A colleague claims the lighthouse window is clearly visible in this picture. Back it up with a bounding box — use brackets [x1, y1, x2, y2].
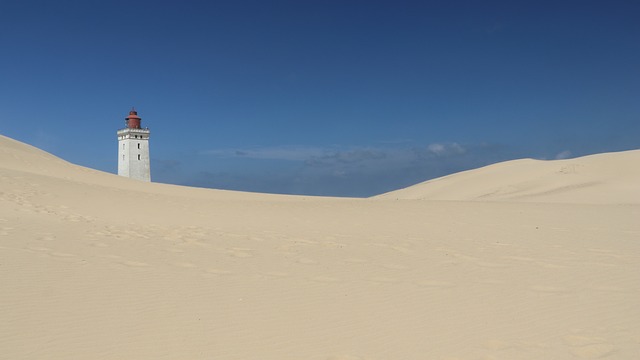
[122, 144, 125, 149]
[138, 154, 141, 160]
[137, 143, 140, 149]
[122, 155, 125, 160]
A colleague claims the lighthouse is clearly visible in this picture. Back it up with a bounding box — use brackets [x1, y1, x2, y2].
[117, 108, 151, 181]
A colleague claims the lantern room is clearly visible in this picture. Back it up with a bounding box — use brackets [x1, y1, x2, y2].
[126, 108, 142, 129]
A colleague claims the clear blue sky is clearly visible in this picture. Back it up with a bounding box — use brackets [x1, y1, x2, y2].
[1, 0, 638, 196]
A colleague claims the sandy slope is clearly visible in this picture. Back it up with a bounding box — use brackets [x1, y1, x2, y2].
[376, 151, 640, 204]
[1, 134, 639, 359]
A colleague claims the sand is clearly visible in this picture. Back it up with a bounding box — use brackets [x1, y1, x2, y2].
[1, 134, 639, 359]
[376, 151, 640, 204]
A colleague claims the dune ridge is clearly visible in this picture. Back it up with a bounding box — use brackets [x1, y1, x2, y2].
[1, 134, 639, 359]
[376, 150, 640, 204]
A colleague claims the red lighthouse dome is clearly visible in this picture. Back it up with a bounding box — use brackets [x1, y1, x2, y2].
[126, 108, 142, 129]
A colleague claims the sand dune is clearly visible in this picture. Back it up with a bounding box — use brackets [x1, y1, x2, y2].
[376, 150, 640, 204]
[1, 134, 639, 359]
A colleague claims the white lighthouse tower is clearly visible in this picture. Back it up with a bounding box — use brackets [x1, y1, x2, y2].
[117, 108, 151, 181]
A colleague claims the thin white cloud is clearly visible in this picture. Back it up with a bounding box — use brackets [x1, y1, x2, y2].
[427, 142, 466, 156]
[306, 148, 388, 166]
[555, 150, 572, 160]
[200, 146, 327, 161]
[201, 142, 467, 164]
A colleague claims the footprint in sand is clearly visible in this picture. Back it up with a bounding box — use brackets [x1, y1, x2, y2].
[563, 335, 616, 358]
[51, 252, 75, 257]
[309, 276, 341, 283]
[37, 234, 56, 241]
[322, 241, 347, 249]
[262, 271, 288, 277]
[476, 261, 508, 268]
[589, 285, 627, 293]
[536, 262, 568, 269]
[205, 268, 233, 275]
[344, 258, 368, 264]
[326, 355, 367, 360]
[369, 276, 400, 284]
[587, 249, 625, 259]
[174, 262, 197, 268]
[28, 246, 51, 252]
[529, 285, 568, 294]
[64, 214, 93, 222]
[230, 251, 252, 258]
[297, 257, 317, 264]
[119, 260, 150, 267]
[224, 247, 253, 258]
[368, 242, 412, 254]
[503, 255, 536, 262]
[290, 238, 319, 246]
[415, 280, 455, 289]
[483, 339, 511, 350]
[382, 263, 410, 270]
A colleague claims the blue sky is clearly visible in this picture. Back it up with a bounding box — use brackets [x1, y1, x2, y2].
[1, 0, 638, 197]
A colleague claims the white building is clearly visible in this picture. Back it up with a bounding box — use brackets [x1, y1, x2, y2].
[117, 108, 151, 181]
